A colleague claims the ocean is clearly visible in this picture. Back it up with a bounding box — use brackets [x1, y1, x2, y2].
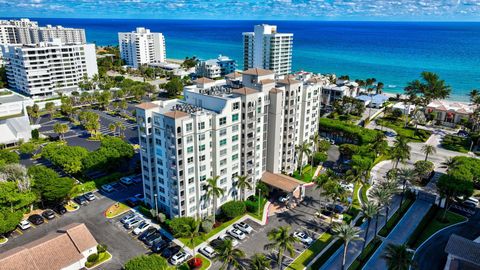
[22, 18, 480, 101]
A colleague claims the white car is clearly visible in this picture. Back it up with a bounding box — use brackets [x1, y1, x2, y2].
[278, 194, 290, 203]
[101, 184, 114, 193]
[124, 218, 143, 229]
[199, 245, 216, 259]
[120, 177, 134, 186]
[120, 213, 137, 224]
[227, 228, 246, 240]
[234, 222, 253, 234]
[18, 220, 31, 230]
[133, 221, 150, 235]
[293, 231, 313, 245]
[341, 183, 354, 193]
[169, 251, 189, 265]
[219, 234, 239, 246]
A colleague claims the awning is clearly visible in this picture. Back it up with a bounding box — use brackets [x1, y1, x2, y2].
[261, 172, 304, 192]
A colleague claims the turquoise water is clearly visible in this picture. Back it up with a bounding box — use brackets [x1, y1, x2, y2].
[24, 18, 480, 101]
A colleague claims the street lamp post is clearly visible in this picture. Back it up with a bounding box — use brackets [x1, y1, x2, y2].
[154, 194, 158, 217]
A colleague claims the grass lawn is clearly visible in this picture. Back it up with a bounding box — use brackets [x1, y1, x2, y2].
[105, 202, 131, 218]
[378, 198, 414, 237]
[178, 254, 211, 270]
[288, 233, 333, 270]
[352, 182, 362, 208]
[441, 134, 470, 153]
[293, 165, 315, 183]
[411, 210, 466, 248]
[376, 118, 432, 142]
[179, 215, 244, 248]
[65, 201, 79, 212]
[360, 184, 370, 204]
[0, 236, 7, 244]
[309, 239, 341, 269]
[85, 252, 112, 268]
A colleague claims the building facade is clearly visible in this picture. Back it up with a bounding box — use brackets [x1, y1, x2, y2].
[119, 27, 166, 68]
[196, 55, 237, 79]
[1, 39, 98, 98]
[136, 68, 323, 218]
[242, 24, 293, 76]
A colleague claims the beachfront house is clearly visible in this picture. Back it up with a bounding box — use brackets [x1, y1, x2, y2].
[355, 94, 389, 108]
[426, 100, 475, 127]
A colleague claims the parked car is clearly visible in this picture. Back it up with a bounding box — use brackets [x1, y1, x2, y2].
[293, 231, 313, 245]
[101, 184, 114, 193]
[120, 176, 134, 186]
[124, 218, 143, 229]
[234, 222, 253, 234]
[278, 194, 291, 203]
[18, 220, 31, 230]
[463, 200, 478, 209]
[457, 130, 469, 137]
[28, 214, 44, 225]
[74, 196, 87, 205]
[133, 222, 150, 235]
[326, 204, 345, 214]
[144, 232, 163, 246]
[120, 213, 136, 224]
[54, 204, 67, 215]
[209, 239, 224, 249]
[219, 234, 239, 246]
[83, 192, 96, 201]
[151, 239, 169, 253]
[161, 243, 181, 259]
[227, 228, 246, 240]
[138, 227, 157, 241]
[169, 251, 189, 265]
[341, 183, 354, 193]
[134, 193, 144, 202]
[126, 197, 140, 207]
[199, 246, 216, 259]
[133, 176, 143, 184]
[41, 209, 56, 220]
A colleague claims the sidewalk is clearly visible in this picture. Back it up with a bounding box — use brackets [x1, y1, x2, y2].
[362, 200, 432, 270]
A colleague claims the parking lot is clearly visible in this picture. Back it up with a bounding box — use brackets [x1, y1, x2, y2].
[209, 186, 327, 269]
[1, 180, 146, 270]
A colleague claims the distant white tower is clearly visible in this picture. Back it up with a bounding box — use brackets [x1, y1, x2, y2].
[118, 27, 166, 68]
[242, 24, 293, 75]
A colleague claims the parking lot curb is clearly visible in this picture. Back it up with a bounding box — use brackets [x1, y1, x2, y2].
[104, 203, 132, 219]
[0, 236, 8, 245]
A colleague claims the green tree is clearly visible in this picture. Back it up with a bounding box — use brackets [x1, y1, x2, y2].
[421, 144, 436, 161]
[214, 239, 245, 270]
[97, 91, 112, 110]
[0, 149, 20, 164]
[60, 96, 74, 118]
[205, 175, 224, 224]
[79, 111, 100, 135]
[369, 186, 391, 235]
[295, 141, 312, 176]
[332, 223, 363, 270]
[405, 71, 451, 106]
[397, 168, 416, 207]
[164, 77, 184, 97]
[235, 174, 252, 201]
[29, 166, 74, 203]
[381, 243, 413, 270]
[19, 142, 38, 156]
[53, 123, 69, 140]
[45, 102, 55, 119]
[264, 226, 298, 270]
[437, 174, 474, 220]
[360, 201, 379, 251]
[124, 255, 172, 270]
[108, 123, 116, 136]
[250, 253, 271, 270]
[0, 208, 23, 234]
[391, 136, 411, 169]
[172, 218, 201, 257]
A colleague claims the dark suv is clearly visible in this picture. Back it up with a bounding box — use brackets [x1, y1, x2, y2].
[28, 214, 44, 225]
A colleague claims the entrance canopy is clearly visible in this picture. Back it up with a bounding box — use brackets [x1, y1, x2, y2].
[261, 172, 304, 193]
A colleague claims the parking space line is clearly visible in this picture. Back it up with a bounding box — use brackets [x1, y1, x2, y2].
[15, 229, 23, 235]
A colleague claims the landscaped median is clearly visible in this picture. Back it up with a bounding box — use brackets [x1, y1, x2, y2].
[178, 254, 211, 270]
[378, 196, 415, 237]
[105, 202, 131, 218]
[287, 233, 333, 270]
[309, 239, 342, 269]
[348, 237, 382, 270]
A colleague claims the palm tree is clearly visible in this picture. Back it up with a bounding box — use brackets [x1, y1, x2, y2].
[205, 175, 224, 224]
[469, 89, 479, 103]
[108, 123, 116, 136]
[397, 168, 415, 207]
[332, 223, 363, 270]
[214, 239, 246, 270]
[295, 141, 312, 176]
[360, 201, 379, 251]
[264, 226, 298, 270]
[173, 219, 201, 258]
[376, 82, 384, 94]
[405, 71, 451, 107]
[392, 136, 411, 169]
[235, 174, 252, 201]
[369, 187, 390, 236]
[115, 122, 125, 137]
[441, 157, 459, 171]
[372, 133, 388, 157]
[310, 132, 321, 152]
[381, 243, 413, 270]
[421, 144, 436, 161]
[53, 123, 69, 140]
[250, 253, 271, 270]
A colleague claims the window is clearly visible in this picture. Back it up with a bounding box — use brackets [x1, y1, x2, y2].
[200, 165, 206, 172]
[232, 114, 239, 122]
[199, 144, 206, 151]
[189, 197, 195, 203]
[198, 122, 205, 130]
[219, 129, 227, 136]
[188, 167, 194, 174]
[232, 125, 239, 132]
[232, 154, 238, 161]
[187, 157, 194, 163]
[186, 123, 193, 131]
[200, 175, 206, 181]
[199, 155, 206, 161]
[220, 158, 227, 166]
[219, 117, 227, 126]
[232, 144, 239, 151]
[232, 135, 238, 142]
[187, 146, 193, 153]
[199, 133, 205, 141]
[220, 149, 227, 156]
[233, 102, 240, 110]
[220, 178, 227, 185]
[189, 187, 195, 193]
[220, 139, 227, 146]
[187, 136, 193, 143]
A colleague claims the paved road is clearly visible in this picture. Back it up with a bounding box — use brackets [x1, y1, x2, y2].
[0, 183, 145, 270]
[362, 200, 432, 270]
[414, 209, 480, 270]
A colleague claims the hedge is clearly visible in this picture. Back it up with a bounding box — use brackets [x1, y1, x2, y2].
[378, 197, 415, 237]
[319, 118, 381, 144]
[221, 201, 246, 219]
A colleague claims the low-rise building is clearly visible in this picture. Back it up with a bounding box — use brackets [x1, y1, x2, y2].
[196, 55, 236, 79]
[0, 223, 98, 270]
[355, 94, 389, 108]
[0, 88, 34, 117]
[444, 234, 480, 270]
[426, 100, 475, 127]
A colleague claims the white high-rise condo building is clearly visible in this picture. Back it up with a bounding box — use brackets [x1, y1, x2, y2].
[0, 18, 86, 45]
[243, 25, 293, 76]
[136, 68, 324, 218]
[119, 27, 166, 68]
[1, 39, 98, 98]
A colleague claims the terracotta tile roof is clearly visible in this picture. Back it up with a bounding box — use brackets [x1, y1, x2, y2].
[269, 88, 283, 94]
[225, 71, 242, 79]
[194, 77, 215, 84]
[307, 77, 323, 84]
[0, 223, 97, 270]
[277, 77, 301, 85]
[136, 102, 159, 110]
[232, 87, 258, 96]
[259, 79, 275, 84]
[242, 68, 274, 76]
[261, 172, 304, 192]
[163, 110, 189, 119]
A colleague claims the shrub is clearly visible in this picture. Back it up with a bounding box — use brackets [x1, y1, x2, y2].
[318, 140, 331, 152]
[169, 217, 195, 235]
[124, 255, 170, 270]
[245, 200, 257, 213]
[201, 217, 214, 233]
[97, 244, 107, 253]
[391, 108, 403, 118]
[313, 152, 328, 165]
[87, 253, 99, 263]
[220, 201, 246, 219]
[414, 160, 434, 183]
[319, 118, 381, 144]
[188, 257, 203, 268]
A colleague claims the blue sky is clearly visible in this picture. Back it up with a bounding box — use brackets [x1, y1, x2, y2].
[1, 0, 480, 21]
